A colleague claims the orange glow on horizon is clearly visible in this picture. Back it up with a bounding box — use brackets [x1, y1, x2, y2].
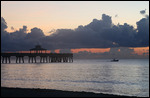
[71, 48, 110, 53]
[7, 47, 149, 56]
[54, 49, 60, 53]
[131, 46, 149, 55]
[71, 47, 149, 56]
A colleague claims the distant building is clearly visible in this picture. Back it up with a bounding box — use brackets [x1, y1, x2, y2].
[30, 45, 47, 53]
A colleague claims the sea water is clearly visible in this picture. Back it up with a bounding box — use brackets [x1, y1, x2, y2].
[1, 59, 149, 97]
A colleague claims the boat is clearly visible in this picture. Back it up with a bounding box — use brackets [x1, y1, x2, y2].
[111, 58, 119, 62]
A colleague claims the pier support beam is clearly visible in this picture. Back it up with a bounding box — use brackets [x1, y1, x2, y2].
[49, 56, 51, 62]
[63, 57, 69, 62]
[2, 56, 11, 63]
[40, 56, 48, 63]
[68, 57, 73, 63]
[16, 56, 24, 63]
[28, 56, 36, 63]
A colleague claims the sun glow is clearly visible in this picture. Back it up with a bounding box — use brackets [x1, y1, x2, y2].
[131, 47, 149, 55]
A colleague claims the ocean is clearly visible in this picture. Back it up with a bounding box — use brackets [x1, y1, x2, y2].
[1, 59, 149, 97]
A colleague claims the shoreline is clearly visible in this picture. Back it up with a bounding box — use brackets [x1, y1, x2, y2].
[1, 87, 135, 97]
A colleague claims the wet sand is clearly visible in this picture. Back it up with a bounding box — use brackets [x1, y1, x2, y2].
[1, 87, 134, 97]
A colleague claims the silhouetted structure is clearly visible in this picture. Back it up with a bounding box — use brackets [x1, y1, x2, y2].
[1, 45, 73, 64]
[30, 45, 47, 53]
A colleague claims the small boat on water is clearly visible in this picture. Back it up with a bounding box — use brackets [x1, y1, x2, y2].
[111, 58, 119, 62]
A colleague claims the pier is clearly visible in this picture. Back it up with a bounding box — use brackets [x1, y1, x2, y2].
[1, 53, 73, 63]
[1, 45, 73, 64]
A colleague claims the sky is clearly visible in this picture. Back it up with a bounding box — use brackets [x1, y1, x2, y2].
[1, 1, 149, 58]
[1, 1, 149, 35]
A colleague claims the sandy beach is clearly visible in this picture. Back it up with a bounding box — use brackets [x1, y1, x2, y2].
[1, 87, 134, 97]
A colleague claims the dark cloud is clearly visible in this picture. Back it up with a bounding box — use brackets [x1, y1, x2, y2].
[140, 9, 149, 19]
[1, 13, 149, 52]
[10, 26, 27, 40]
[140, 9, 146, 14]
[136, 17, 149, 46]
[1, 17, 7, 31]
[48, 14, 114, 49]
[48, 14, 149, 49]
[101, 23, 138, 47]
[1, 17, 11, 52]
[85, 14, 112, 32]
[1, 18, 46, 51]
[26, 27, 45, 40]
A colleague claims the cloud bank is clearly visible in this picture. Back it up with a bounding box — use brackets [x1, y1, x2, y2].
[1, 13, 149, 52]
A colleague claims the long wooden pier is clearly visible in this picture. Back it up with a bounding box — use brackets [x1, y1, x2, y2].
[1, 53, 73, 63]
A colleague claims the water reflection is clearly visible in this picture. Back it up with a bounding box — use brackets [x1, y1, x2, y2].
[1, 59, 149, 97]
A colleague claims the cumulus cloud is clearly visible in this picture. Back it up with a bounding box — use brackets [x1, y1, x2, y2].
[85, 14, 112, 32]
[48, 14, 148, 49]
[1, 13, 149, 52]
[26, 27, 45, 40]
[10, 26, 27, 40]
[1, 18, 46, 51]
